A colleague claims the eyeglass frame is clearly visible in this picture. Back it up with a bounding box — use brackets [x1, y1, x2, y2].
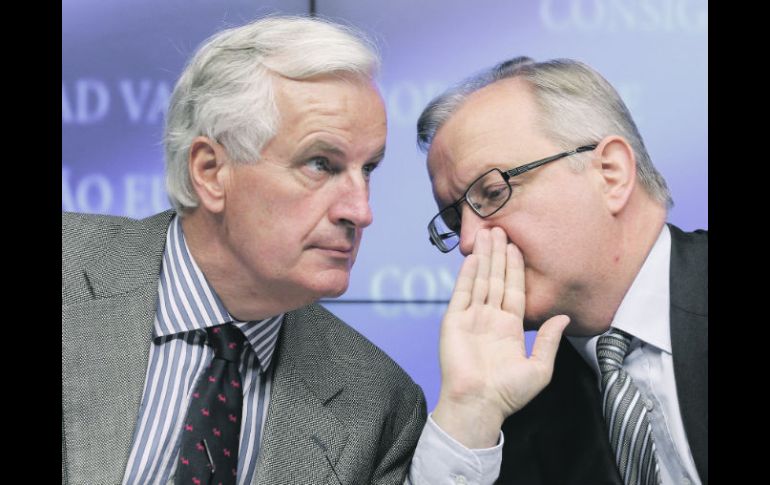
[427, 144, 598, 253]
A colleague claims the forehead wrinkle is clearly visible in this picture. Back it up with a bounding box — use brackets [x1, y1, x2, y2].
[274, 79, 360, 136]
[270, 75, 386, 169]
[284, 104, 384, 158]
[290, 102, 355, 140]
[297, 139, 347, 158]
[293, 80, 384, 128]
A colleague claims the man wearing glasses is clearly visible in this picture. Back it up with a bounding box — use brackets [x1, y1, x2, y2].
[418, 57, 707, 485]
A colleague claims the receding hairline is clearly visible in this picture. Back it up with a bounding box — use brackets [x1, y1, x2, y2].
[428, 76, 540, 155]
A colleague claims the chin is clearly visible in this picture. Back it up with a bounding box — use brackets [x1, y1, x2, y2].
[306, 270, 350, 299]
[322, 286, 347, 299]
[523, 296, 561, 330]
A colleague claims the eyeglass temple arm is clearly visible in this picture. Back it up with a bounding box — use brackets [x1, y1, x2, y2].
[502, 144, 598, 179]
[429, 232, 458, 246]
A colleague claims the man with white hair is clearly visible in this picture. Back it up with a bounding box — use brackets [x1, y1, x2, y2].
[418, 56, 707, 485]
[62, 19, 563, 485]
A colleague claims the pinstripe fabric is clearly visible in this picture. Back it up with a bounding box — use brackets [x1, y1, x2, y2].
[121, 216, 283, 485]
[598, 328, 660, 485]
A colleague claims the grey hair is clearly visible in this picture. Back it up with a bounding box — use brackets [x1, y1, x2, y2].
[164, 15, 380, 212]
[417, 57, 672, 208]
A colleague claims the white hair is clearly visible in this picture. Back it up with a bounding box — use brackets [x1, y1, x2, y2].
[164, 15, 380, 212]
[417, 57, 672, 207]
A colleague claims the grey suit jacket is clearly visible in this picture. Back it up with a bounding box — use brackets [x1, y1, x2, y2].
[62, 210, 427, 485]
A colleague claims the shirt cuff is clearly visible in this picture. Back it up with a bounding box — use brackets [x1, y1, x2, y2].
[409, 413, 504, 485]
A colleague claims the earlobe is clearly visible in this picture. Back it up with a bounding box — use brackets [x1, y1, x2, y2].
[188, 136, 228, 213]
[595, 136, 636, 215]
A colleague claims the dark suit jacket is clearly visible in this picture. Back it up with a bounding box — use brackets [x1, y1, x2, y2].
[62, 210, 427, 485]
[497, 225, 707, 485]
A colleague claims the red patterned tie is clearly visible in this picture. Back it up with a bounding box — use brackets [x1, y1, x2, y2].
[176, 323, 246, 485]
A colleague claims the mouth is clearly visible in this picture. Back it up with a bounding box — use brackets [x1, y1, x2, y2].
[310, 245, 354, 257]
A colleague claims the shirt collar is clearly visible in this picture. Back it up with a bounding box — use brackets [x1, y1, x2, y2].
[610, 224, 672, 353]
[567, 224, 672, 364]
[154, 215, 284, 372]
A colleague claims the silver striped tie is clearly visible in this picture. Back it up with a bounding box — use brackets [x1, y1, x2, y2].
[597, 328, 661, 485]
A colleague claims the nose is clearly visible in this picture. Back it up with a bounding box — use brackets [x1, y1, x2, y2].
[330, 174, 374, 229]
[457, 204, 487, 256]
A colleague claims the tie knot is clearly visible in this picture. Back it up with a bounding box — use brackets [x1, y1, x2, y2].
[596, 327, 632, 372]
[206, 323, 246, 363]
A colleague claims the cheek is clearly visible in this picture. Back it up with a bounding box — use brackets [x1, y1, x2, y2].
[261, 194, 322, 238]
[501, 213, 569, 276]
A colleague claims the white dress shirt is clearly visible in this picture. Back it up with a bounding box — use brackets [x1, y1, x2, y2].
[567, 225, 701, 485]
[409, 414, 503, 485]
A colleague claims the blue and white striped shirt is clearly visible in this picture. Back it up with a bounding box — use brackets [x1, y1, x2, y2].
[122, 216, 284, 485]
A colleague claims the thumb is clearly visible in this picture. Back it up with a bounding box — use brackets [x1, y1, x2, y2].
[529, 315, 570, 371]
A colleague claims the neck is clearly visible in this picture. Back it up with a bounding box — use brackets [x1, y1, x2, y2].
[179, 211, 294, 321]
[566, 193, 666, 336]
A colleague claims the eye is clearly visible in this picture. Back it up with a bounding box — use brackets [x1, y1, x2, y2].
[307, 156, 333, 173]
[362, 162, 379, 180]
[482, 183, 510, 202]
[302, 156, 341, 181]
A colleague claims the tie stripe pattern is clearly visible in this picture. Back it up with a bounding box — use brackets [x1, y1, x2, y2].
[597, 328, 661, 485]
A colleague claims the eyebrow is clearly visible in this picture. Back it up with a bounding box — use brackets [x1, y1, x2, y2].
[299, 140, 386, 165]
[367, 145, 386, 165]
[299, 140, 346, 159]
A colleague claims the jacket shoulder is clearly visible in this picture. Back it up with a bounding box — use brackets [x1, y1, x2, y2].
[62, 213, 132, 301]
[62, 212, 132, 262]
[61, 211, 174, 303]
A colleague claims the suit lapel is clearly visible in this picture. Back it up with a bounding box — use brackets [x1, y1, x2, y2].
[668, 225, 708, 483]
[253, 305, 349, 485]
[62, 210, 173, 484]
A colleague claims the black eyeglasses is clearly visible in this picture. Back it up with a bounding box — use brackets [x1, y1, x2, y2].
[428, 144, 597, 253]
